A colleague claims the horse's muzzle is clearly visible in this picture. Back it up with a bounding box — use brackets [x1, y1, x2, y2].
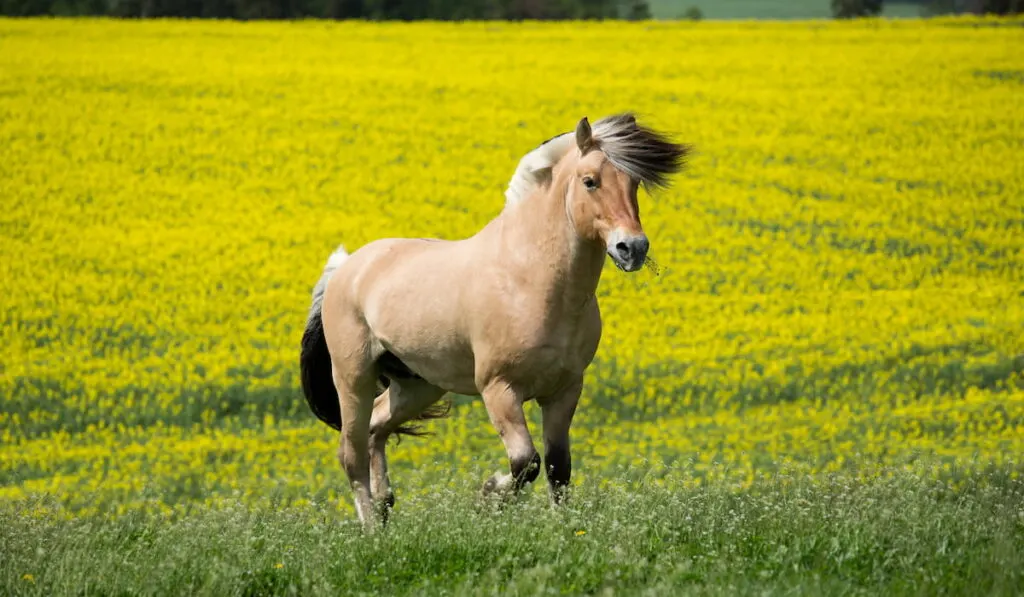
[608, 232, 649, 272]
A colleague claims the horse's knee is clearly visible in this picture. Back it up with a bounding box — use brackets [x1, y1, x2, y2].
[511, 451, 541, 485]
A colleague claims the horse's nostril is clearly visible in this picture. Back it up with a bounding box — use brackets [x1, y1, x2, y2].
[637, 236, 650, 255]
[615, 241, 629, 255]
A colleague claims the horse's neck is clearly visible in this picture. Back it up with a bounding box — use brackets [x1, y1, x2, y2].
[498, 170, 606, 313]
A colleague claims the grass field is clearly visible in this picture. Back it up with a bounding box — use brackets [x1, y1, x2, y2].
[5, 470, 1023, 595]
[2, 16, 1023, 595]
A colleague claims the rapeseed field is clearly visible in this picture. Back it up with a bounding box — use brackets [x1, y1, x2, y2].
[1, 12, 1022, 553]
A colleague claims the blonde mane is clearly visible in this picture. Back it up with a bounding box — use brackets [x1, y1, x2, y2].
[503, 113, 690, 206]
[503, 132, 575, 206]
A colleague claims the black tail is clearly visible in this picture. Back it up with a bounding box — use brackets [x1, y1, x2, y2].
[300, 245, 450, 437]
[300, 303, 342, 430]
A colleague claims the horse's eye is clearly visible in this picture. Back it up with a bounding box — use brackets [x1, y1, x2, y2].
[583, 176, 599, 191]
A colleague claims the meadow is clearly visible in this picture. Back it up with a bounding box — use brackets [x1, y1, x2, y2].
[1, 16, 1023, 595]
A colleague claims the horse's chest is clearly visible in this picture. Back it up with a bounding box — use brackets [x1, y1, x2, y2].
[482, 317, 597, 396]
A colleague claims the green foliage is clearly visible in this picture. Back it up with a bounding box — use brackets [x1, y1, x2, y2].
[3, 468, 1023, 596]
[681, 3, 701, 18]
[982, 0, 1024, 14]
[920, 0, 1023, 15]
[831, 0, 884, 18]
[625, 0, 652, 19]
[0, 0, 629, 17]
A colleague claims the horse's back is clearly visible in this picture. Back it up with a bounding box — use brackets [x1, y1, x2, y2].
[330, 237, 457, 296]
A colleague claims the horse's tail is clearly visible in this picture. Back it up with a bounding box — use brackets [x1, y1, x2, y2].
[299, 245, 452, 437]
[300, 245, 349, 431]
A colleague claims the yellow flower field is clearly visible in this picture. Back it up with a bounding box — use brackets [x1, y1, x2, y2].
[1, 17, 1022, 517]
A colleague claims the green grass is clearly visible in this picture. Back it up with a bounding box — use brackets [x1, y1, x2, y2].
[649, 0, 928, 19]
[3, 468, 1022, 596]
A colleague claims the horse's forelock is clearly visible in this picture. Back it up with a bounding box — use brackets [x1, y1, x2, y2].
[591, 113, 691, 191]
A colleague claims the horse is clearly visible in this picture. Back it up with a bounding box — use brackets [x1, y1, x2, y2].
[300, 113, 689, 529]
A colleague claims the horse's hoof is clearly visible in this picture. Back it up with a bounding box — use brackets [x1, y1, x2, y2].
[481, 473, 499, 496]
[363, 493, 395, 528]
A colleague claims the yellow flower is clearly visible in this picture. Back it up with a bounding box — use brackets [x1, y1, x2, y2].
[22, 574, 35, 583]
[274, 563, 284, 569]
[575, 530, 587, 536]
[0, 18, 1021, 517]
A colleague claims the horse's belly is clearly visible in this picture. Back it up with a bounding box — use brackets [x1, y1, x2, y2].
[355, 240, 481, 394]
[369, 309, 479, 395]
[390, 342, 479, 395]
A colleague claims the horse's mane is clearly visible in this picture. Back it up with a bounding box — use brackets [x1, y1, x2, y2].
[503, 131, 576, 206]
[503, 112, 690, 206]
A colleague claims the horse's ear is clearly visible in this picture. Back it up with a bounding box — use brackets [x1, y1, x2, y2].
[575, 117, 595, 154]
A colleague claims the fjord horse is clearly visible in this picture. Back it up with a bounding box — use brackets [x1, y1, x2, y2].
[301, 114, 689, 528]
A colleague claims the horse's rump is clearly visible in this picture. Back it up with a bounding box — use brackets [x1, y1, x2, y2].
[338, 237, 481, 394]
[300, 242, 453, 434]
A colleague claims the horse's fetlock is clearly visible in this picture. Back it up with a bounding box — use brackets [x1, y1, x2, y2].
[512, 451, 541, 484]
[544, 442, 571, 485]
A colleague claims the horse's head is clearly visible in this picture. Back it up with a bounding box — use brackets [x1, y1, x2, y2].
[565, 114, 689, 272]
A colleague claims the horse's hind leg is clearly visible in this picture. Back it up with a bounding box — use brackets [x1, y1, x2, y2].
[368, 378, 447, 519]
[333, 366, 379, 530]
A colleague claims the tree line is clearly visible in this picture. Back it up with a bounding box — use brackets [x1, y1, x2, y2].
[1, 0, 1019, 24]
[1, 0, 655, 19]
[832, 0, 1021, 16]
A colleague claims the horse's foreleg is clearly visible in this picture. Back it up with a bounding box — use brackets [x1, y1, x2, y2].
[480, 381, 540, 498]
[368, 379, 447, 522]
[538, 378, 582, 505]
[335, 373, 378, 530]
